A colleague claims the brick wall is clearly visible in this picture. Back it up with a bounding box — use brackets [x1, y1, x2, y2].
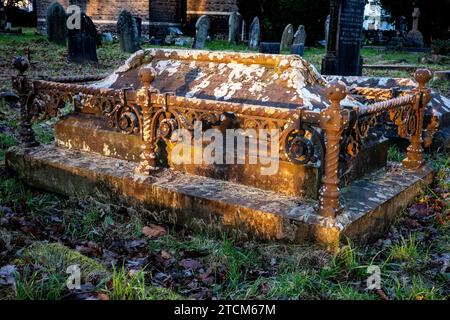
[36, 0, 238, 36]
[37, 0, 150, 33]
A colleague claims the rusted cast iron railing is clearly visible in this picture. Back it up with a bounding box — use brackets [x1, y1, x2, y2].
[11, 56, 433, 222]
[318, 69, 433, 218]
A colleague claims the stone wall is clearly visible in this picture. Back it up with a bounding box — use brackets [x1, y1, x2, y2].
[36, 0, 238, 37]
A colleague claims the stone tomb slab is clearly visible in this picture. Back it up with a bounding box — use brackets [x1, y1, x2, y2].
[6, 145, 434, 246]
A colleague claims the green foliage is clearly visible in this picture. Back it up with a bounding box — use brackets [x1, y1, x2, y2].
[0, 132, 17, 160]
[387, 146, 404, 162]
[109, 267, 147, 300]
[431, 39, 450, 56]
[14, 268, 66, 300]
[206, 40, 249, 52]
[391, 276, 442, 300]
[14, 242, 110, 300]
[108, 267, 182, 300]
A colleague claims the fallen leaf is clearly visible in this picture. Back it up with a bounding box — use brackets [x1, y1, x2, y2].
[142, 224, 167, 239]
[97, 293, 109, 300]
[161, 250, 172, 260]
[179, 259, 203, 270]
[376, 289, 389, 300]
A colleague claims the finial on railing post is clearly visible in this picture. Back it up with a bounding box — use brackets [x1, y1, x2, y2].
[402, 68, 433, 170]
[319, 81, 348, 219]
[12, 55, 38, 148]
[135, 66, 158, 175]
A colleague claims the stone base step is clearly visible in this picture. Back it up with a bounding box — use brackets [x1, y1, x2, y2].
[6, 145, 434, 249]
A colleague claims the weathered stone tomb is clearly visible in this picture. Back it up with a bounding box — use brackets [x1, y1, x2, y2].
[7, 49, 438, 249]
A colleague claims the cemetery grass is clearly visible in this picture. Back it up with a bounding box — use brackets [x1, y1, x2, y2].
[0, 31, 450, 300]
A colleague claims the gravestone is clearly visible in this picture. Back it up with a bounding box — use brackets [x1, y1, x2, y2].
[68, 13, 98, 63]
[291, 43, 304, 56]
[259, 42, 281, 54]
[321, 0, 365, 76]
[228, 12, 240, 44]
[134, 16, 142, 40]
[294, 25, 306, 45]
[117, 10, 141, 53]
[406, 8, 424, 47]
[280, 24, 294, 52]
[193, 15, 210, 49]
[324, 15, 330, 46]
[399, 16, 407, 32]
[248, 17, 260, 50]
[241, 20, 246, 42]
[46, 1, 67, 45]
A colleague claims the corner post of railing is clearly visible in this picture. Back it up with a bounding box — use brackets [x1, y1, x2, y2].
[135, 66, 158, 175]
[402, 68, 433, 170]
[319, 81, 349, 219]
[12, 56, 39, 148]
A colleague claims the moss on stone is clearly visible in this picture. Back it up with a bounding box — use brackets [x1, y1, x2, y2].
[19, 242, 110, 283]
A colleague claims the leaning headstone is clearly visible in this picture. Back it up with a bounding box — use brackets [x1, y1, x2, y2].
[68, 13, 98, 63]
[248, 17, 260, 50]
[291, 43, 304, 56]
[46, 2, 67, 45]
[193, 15, 210, 49]
[321, 0, 365, 76]
[293, 25, 306, 45]
[228, 12, 240, 44]
[259, 42, 280, 54]
[280, 24, 294, 52]
[117, 10, 141, 53]
[405, 8, 424, 47]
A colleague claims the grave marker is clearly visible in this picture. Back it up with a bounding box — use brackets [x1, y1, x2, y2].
[321, 0, 365, 76]
[294, 25, 306, 45]
[117, 10, 141, 53]
[68, 13, 98, 63]
[248, 17, 260, 50]
[228, 12, 240, 44]
[406, 8, 424, 47]
[193, 15, 210, 49]
[280, 24, 294, 52]
[46, 2, 67, 45]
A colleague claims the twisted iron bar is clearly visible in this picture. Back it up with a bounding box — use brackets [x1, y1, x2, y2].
[356, 94, 416, 116]
[39, 74, 109, 83]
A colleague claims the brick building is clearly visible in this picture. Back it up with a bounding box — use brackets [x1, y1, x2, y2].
[37, 0, 238, 37]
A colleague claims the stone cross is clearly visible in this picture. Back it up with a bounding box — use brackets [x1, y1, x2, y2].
[412, 7, 420, 31]
[46, 1, 67, 45]
[193, 15, 210, 49]
[248, 17, 260, 50]
[280, 24, 294, 52]
[294, 25, 306, 45]
[117, 10, 141, 53]
[406, 7, 424, 47]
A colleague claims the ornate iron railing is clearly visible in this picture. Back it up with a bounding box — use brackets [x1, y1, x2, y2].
[11, 56, 434, 221]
